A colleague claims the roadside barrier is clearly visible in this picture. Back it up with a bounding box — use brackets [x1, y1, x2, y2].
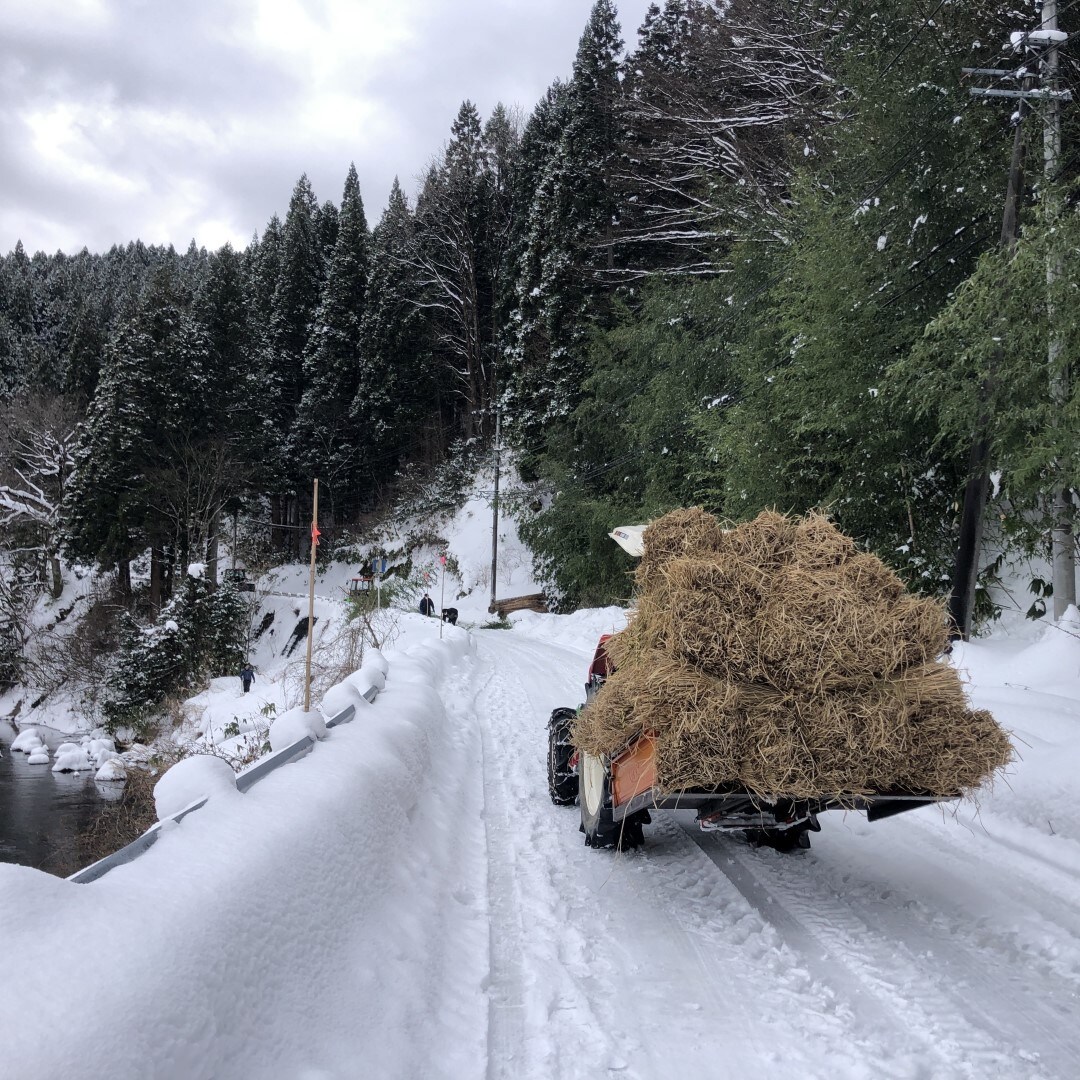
[68, 683, 380, 885]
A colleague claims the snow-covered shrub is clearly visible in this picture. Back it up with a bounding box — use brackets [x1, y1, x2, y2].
[103, 574, 248, 738]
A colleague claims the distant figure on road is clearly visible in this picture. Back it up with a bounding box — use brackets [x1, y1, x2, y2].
[240, 663, 255, 693]
[419, 593, 435, 617]
[442, 607, 458, 626]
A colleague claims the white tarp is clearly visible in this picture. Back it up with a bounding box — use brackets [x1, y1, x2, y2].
[608, 524, 646, 557]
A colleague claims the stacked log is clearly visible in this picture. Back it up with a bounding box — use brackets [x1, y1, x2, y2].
[488, 593, 549, 618]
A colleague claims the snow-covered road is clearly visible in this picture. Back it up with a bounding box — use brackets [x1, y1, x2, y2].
[4, 611, 1079, 1080]
[456, 625, 1080, 1080]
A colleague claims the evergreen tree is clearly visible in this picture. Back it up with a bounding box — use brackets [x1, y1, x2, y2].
[353, 179, 436, 485]
[64, 293, 108, 404]
[64, 266, 211, 604]
[261, 176, 322, 550]
[316, 199, 340, 278]
[413, 101, 500, 440]
[294, 164, 371, 522]
[505, 1, 623, 450]
[104, 571, 247, 737]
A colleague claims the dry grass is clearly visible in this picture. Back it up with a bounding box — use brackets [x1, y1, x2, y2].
[40, 767, 163, 877]
[574, 508, 1013, 800]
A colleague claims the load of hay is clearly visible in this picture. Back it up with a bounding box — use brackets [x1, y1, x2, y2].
[573, 508, 1012, 801]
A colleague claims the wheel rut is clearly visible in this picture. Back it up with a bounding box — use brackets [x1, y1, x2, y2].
[684, 820, 1072, 1079]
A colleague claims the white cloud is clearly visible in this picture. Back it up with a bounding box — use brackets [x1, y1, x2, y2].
[0, 0, 655, 254]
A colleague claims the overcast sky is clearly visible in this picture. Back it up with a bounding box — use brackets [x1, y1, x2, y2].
[0, 0, 656, 257]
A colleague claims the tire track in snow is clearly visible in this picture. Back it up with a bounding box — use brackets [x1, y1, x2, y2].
[464, 632, 962, 1080]
[473, 661, 527, 1080]
[899, 811, 1080, 961]
[686, 823, 1069, 1079]
[452, 638, 623, 1080]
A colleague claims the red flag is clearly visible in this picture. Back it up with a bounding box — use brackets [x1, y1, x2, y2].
[439, 554, 447, 566]
[311, 523, 321, 546]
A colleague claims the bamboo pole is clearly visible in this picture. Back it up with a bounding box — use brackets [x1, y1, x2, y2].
[304, 479, 319, 713]
[439, 554, 446, 640]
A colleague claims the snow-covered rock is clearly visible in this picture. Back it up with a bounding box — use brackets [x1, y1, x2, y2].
[54, 741, 81, 756]
[10, 729, 44, 753]
[95, 758, 127, 782]
[154, 755, 238, 820]
[122, 743, 152, 764]
[26, 749, 51, 766]
[269, 707, 327, 753]
[52, 749, 93, 772]
[87, 737, 116, 758]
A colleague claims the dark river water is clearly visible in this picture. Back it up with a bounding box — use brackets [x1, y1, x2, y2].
[0, 720, 119, 876]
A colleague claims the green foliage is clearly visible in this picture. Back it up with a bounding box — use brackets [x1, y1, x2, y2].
[103, 575, 248, 736]
[897, 215, 1080, 552]
[518, 278, 735, 607]
[519, 492, 636, 610]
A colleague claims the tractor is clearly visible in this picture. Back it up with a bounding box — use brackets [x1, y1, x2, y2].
[546, 527, 951, 853]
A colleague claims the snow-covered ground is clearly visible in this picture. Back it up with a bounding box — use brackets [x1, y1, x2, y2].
[0, 469, 539, 746]
[3, 483, 1079, 1077]
[1, 596, 1079, 1079]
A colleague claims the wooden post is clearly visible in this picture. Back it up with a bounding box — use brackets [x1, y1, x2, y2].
[439, 555, 446, 640]
[304, 479, 319, 713]
[490, 400, 500, 609]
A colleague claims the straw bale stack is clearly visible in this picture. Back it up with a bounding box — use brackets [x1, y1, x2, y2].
[574, 509, 1012, 800]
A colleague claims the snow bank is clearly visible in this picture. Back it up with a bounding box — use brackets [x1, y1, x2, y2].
[0, 625, 481, 1080]
[998, 605, 1080, 691]
[154, 756, 239, 820]
[268, 706, 327, 752]
[321, 681, 365, 720]
[509, 605, 629, 656]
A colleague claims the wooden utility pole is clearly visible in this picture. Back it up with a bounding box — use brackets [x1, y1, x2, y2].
[490, 401, 501, 608]
[303, 479, 319, 713]
[1041, 0, 1077, 617]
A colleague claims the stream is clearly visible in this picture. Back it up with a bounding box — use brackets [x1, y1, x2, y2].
[0, 720, 120, 876]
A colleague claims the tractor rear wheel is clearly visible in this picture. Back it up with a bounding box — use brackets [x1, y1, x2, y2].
[547, 708, 578, 806]
[579, 751, 621, 848]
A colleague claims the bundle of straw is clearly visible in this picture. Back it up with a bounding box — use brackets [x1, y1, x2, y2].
[574, 509, 1011, 800]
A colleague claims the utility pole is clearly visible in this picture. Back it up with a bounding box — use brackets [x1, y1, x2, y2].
[952, 66, 1032, 637]
[489, 400, 501, 609]
[955, 24, 1073, 636]
[1041, 0, 1077, 617]
[304, 479, 319, 714]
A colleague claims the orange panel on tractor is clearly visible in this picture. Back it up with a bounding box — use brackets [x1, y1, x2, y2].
[611, 734, 657, 809]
